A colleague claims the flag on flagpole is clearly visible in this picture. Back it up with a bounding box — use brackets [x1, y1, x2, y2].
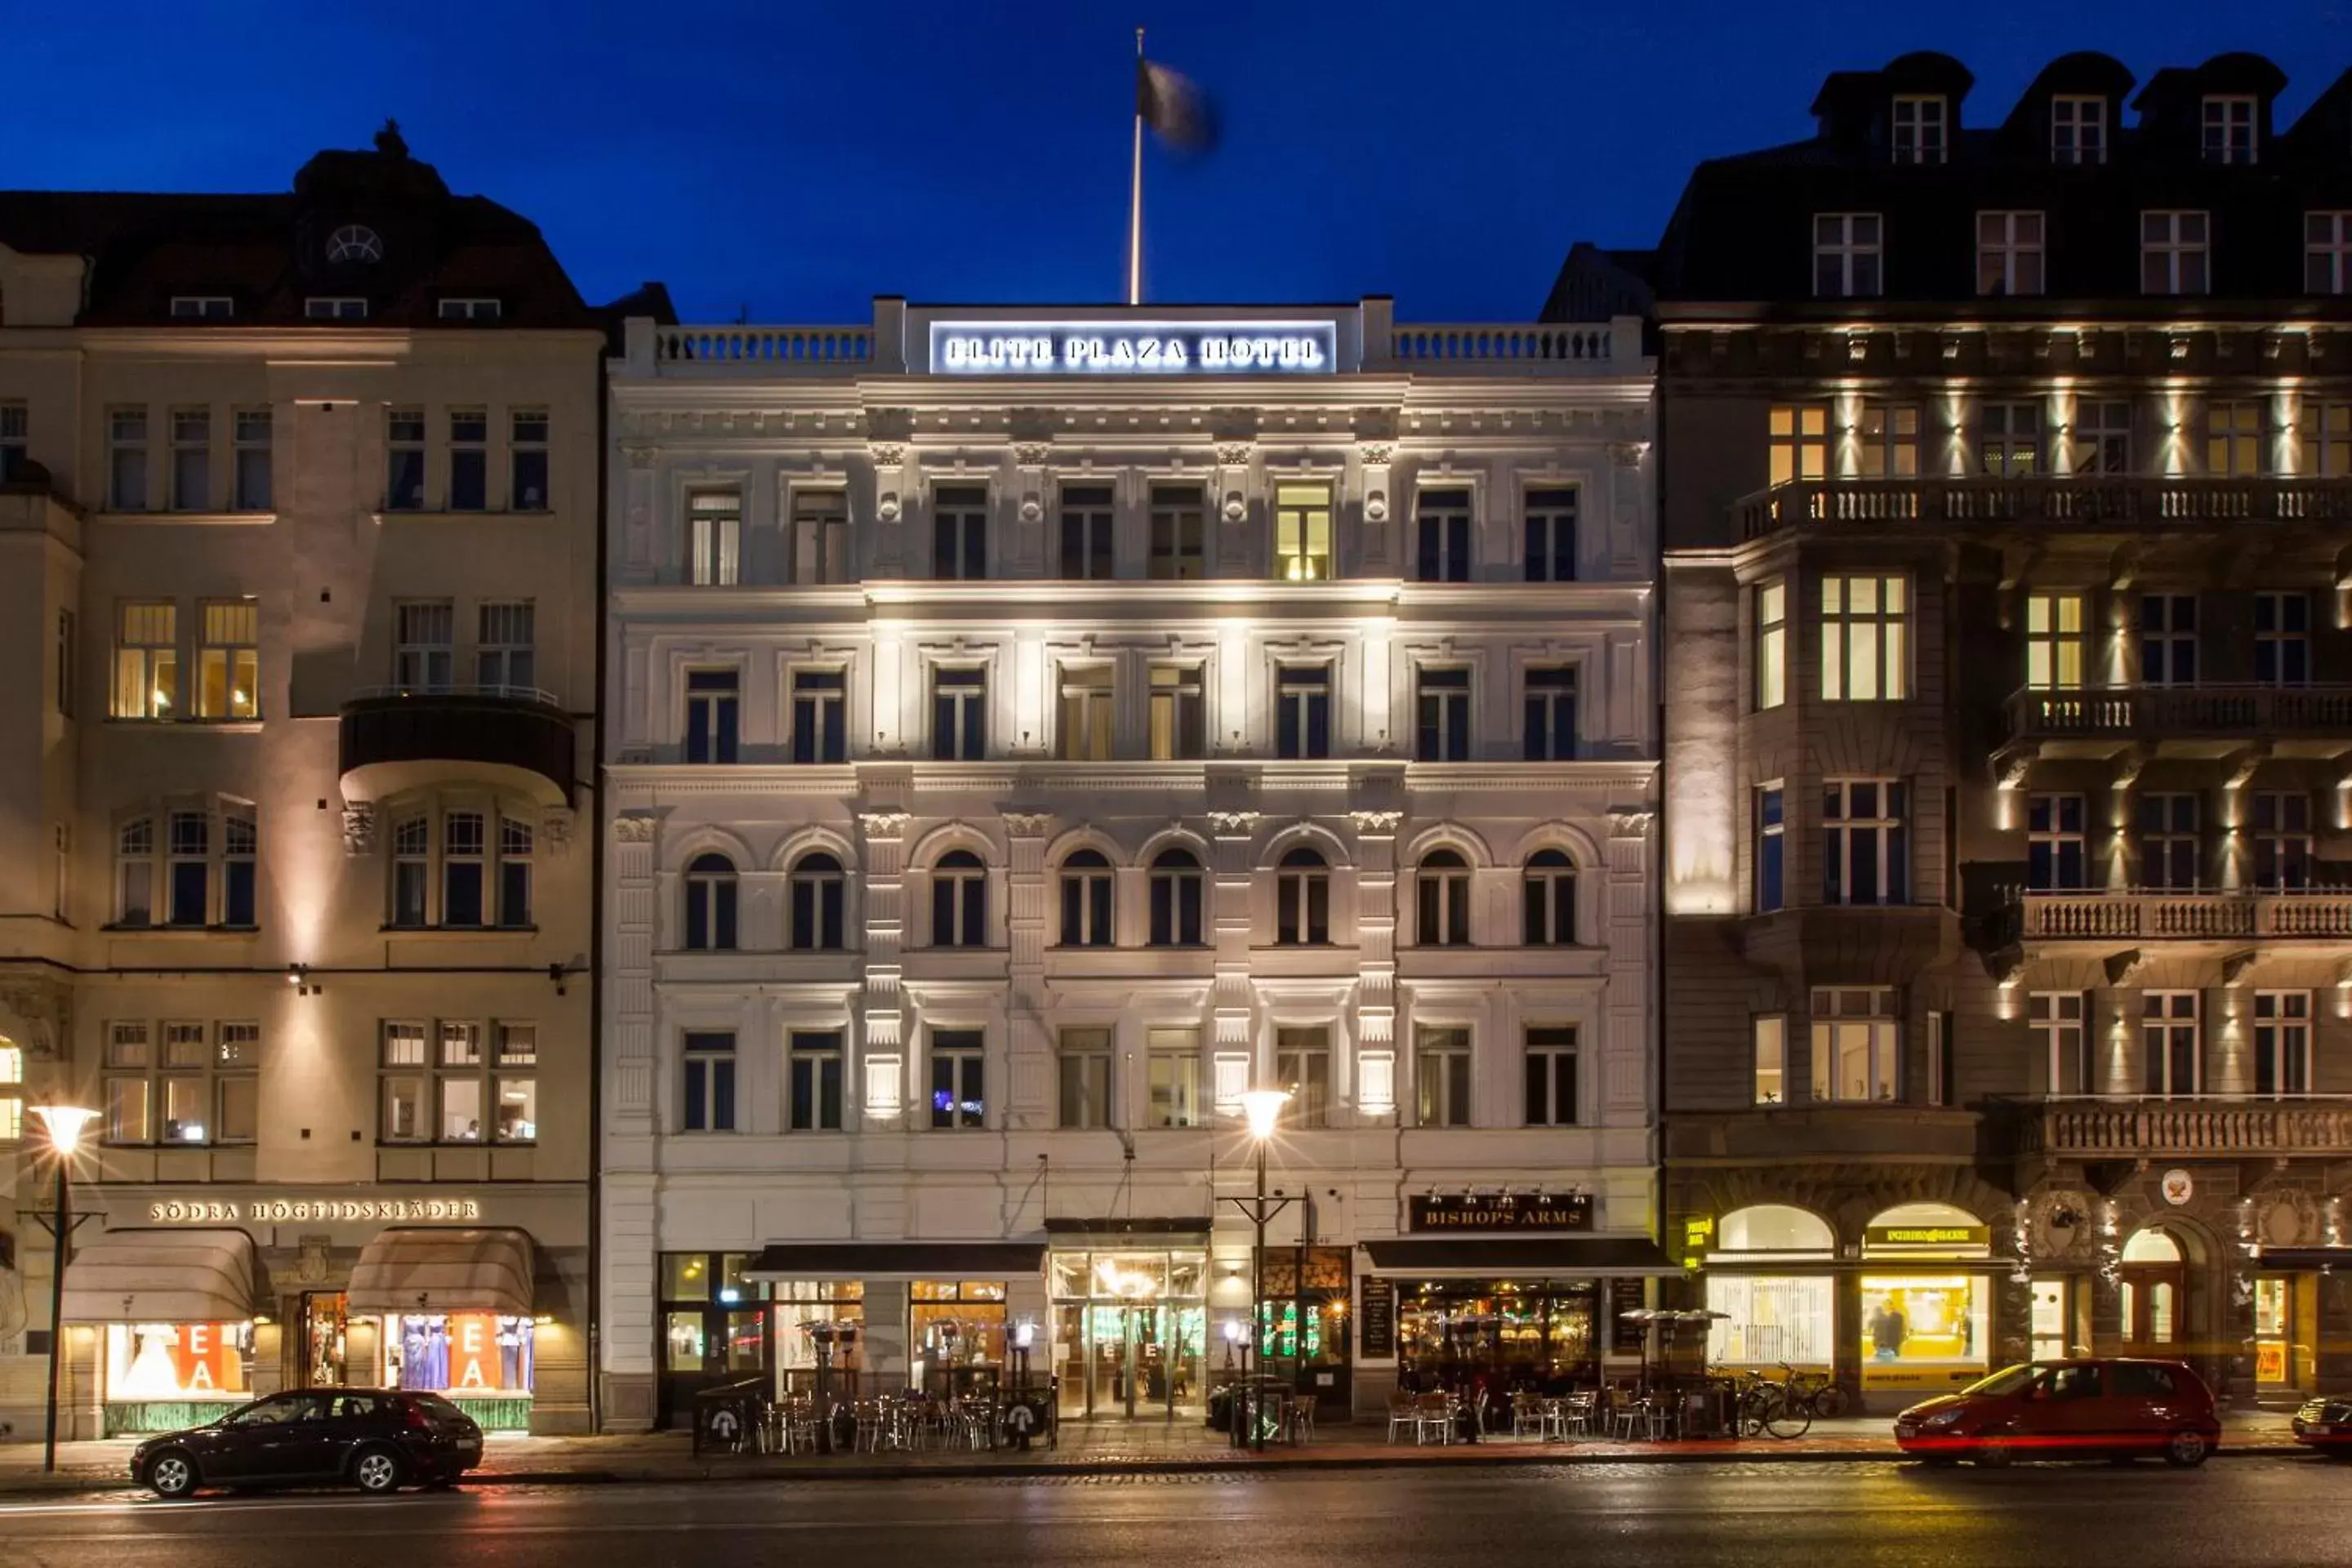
[1137, 57, 1218, 154]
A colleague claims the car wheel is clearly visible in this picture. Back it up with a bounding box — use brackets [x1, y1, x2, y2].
[2163, 1429, 2211, 1468]
[1973, 1442, 2014, 1468]
[350, 1446, 406, 1494]
[145, 1450, 200, 1499]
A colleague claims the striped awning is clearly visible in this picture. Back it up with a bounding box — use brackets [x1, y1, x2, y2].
[61, 1228, 258, 1323]
[345, 1227, 535, 1316]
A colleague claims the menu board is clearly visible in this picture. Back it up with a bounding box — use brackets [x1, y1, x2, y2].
[1610, 1278, 1649, 1354]
[1358, 1277, 1397, 1361]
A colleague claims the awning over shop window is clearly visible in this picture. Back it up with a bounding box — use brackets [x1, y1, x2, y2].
[1362, 1236, 1682, 1277]
[346, 1227, 534, 1316]
[743, 1242, 1048, 1281]
[62, 1228, 257, 1323]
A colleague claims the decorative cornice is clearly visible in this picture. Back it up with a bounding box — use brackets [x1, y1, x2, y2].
[868, 443, 906, 466]
[1607, 808, 1655, 839]
[1013, 442, 1051, 466]
[1001, 812, 1055, 837]
[858, 809, 911, 840]
[1357, 442, 1394, 466]
[1350, 809, 1404, 835]
[1215, 442, 1254, 466]
[613, 813, 658, 844]
[1207, 810, 1261, 835]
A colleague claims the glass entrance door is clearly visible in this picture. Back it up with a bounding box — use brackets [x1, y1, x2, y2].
[1049, 1250, 1207, 1421]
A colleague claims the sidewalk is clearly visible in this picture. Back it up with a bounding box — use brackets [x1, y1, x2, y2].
[0, 1410, 2313, 1496]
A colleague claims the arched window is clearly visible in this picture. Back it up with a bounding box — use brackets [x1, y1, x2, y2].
[1275, 848, 1330, 946]
[1148, 848, 1204, 946]
[933, 849, 987, 947]
[1523, 849, 1576, 946]
[1417, 849, 1471, 946]
[788, 852, 845, 951]
[1059, 849, 1114, 947]
[684, 853, 738, 951]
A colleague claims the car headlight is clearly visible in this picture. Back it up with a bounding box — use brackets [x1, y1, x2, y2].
[1918, 1409, 1969, 1431]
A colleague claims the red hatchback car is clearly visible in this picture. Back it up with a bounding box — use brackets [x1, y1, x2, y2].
[1894, 1358, 2221, 1467]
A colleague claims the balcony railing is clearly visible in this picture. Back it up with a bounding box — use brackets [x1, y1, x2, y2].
[2014, 1096, 2352, 1157]
[2016, 889, 2352, 941]
[1737, 475, 2352, 541]
[653, 325, 877, 366]
[339, 685, 576, 806]
[1382, 323, 1615, 369]
[2007, 684, 2352, 742]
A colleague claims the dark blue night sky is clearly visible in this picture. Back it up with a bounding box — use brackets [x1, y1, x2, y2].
[6, 0, 2341, 321]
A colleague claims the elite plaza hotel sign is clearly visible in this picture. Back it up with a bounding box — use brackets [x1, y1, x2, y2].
[929, 318, 1338, 375]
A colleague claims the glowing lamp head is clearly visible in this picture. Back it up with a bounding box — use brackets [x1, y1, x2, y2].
[1240, 1088, 1291, 1141]
[31, 1102, 98, 1158]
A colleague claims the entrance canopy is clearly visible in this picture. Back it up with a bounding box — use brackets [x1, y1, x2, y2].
[743, 1241, 1047, 1281]
[62, 1228, 256, 1323]
[1362, 1236, 1680, 1277]
[346, 1227, 534, 1316]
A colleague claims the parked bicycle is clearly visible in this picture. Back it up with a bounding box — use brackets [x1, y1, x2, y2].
[1735, 1363, 1815, 1438]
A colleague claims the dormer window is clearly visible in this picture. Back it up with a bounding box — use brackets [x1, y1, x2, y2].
[2203, 96, 2256, 165]
[1814, 214, 1883, 298]
[2051, 96, 2106, 165]
[1891, 96, 1945, 165]
[438, 298, 502, 321]
[326, 224, 384, 263]
[169, 296, 234, 320]
[305, 297, 368, 321]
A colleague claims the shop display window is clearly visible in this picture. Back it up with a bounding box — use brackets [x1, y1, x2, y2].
[1704, 1275, 1833, 1369]
[384, 1312, 536, 1396]
[911, 1280, 1009, 1391]
[107, 1321, 252, 1403]
[1857, 1275, 1988, 1388]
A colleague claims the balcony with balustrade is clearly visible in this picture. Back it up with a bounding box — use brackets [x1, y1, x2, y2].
[1735, 474, 2352, 543]
[2014, 888, 2352, 945]
[2007, 1096, 2352, 1160]
[2005, 686, 2352, 749]
[339, 684, 577, 807]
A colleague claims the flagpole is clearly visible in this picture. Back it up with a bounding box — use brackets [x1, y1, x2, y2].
[1128, 25, 1144, 306]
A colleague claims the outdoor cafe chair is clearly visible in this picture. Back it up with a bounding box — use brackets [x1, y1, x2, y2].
[1385, 1392, 1419, 1445]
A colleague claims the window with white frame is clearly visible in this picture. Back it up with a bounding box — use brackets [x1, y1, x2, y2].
[2051, 95, 2106, 164]
[1276, 1028, 1333, 1128]
[2074, 399, 2132, 474]
[493, 1022, 537, 1143]
[386, 806, 530, 929]
[791, 488, 849, 583]
[1147, 1027, 1203, 1128]
[438, 296, 501, 320]
[191, 599, 258, 720]
[165, 809, 210, 926]
[1276, 663, 1331, 759]
[2255, 591, 2310, 687]
[1414, 666, 1470, 761]
[2255, 991, 2312, 1097]
[2252, 791, 2313, 892]
[1891, 95, 1945, 164]
[393, 600, 454, 690]
[2027, 793, 2088, 890]
[1148, 848, 1205, 945]
[223, 811, 256, 927]
[1058, 1028, 1115, 1129]
[1753, 1016, 1787, 1105]
[109, 406, 149, 510]
[138, 1020, 261, 1145]
[2142, 992, 2200, 1097]
[306, 296, 368, 320]
[115, 818, 156, 926]
[2138, 593, 2198, 687]
[932, 850, 987, 947]
[1148, 662, 1205, 760]
[1769, 406, 1830, 485]
[1820, 575, 1909, 701]
[1523, 666, 1577, 760]
[1275, 482, 1333, 581]
[1416, 1025, 1472, 1127]
[680, 1031, 736, 1132]
[2031, 991, 2091, 1096]
[2141, 212, 2210, 295]
[1416, 849, 1472, 946]
[2202, 95, 2256, 164]
[787, 852, 845, 950]
[933, 485, 988, 580]
[1058, 665, 1115, 761]
[2299, 402, 2352, 475]
[497, 816, 532, 927]
[682, 853, 737, 951]
[170, 408, 210, 510]
[791, 667, 847, 763]
[1524, 487, 1578, 582]
[1980, 402, 2042, 476]
[1059, 483, 1116, 580]
[170, 295, 234, 318]
[391, 814, 430, 927]
[448, 409, 488, 511]
[1813, 214, 1882, 298]
[789, 1031, 844, 1131]
[442, 811, 487, 926]
[1523, 1026, 1579, 1126]
[113, 601, 178, 719]
[684, 669, 738, 764]
[930, 1030, 987, 1129]
[2137, 793, 2201, 890]
[232, 408, 271, 510]
[1755, 580, 1788, 709]
[1810, 988, 1899, 1102]
[931, 666, 987, 760]
[385, 407, 425, 510]
[1976, 212, 2043, 296]
[1859, 403, 1920, 478]
[2025, 592, 2085, 690]
[2207, 400, 2263, 477]
[1059, 849, 1114, 947]
[1523, 849, 1576, 946]
[379, 1019, 528, 1143]
[687, 489, 742, 586]
[1275, 848, 1330, 944]
[510, 408, 549, 510]
[476, 601, 535, 693]
[2308, 212, 2352, 296]
[1149, 483, 1205, 579]
[104, 1022, 154, 1143]
[1755, 786, 1785, 913]
[1414, 488, 1472, 582]
[1824, 779, 1909, 906]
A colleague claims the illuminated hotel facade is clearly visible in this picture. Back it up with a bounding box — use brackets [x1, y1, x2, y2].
[0, 134, 604, 1436]
[1553, 51, 2352, 1410]
[598, 300, 1667, 1428]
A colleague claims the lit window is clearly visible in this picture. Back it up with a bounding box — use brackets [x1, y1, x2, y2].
[2051, 96, 2106, 164]
[687, 489, 742, 586]
[1755, 581, 1788, 709]
[2024, 592, 2084, 690]
[1275, 483, 1332, 581]
[1819, 576, 1909, 701]
[1891, 96, 1946, 165]
[1753, 1017, 1786, 1105]
[1858, 403, 1919, 478]
[0, 1040, 22, 1142]
[2297, 402, 2352, 475]
[197, 599, 259, 719]
[2201, 96, 2256, 165]
[1813, 214, 1882, 299]
[1823, 780, 1908, 906]
[1147, 1027, 1203, 1128]
[2141, 212, 2209, 296]
[1809, 988, 1898, 1102]
[2206, 400, 2263, 477]
[112, 601, 178, 719]
[1769, 406, 1829, 485]
[1980, 402, 2042, 477]
[1057, 665, 1115, 761]
[1977, 212, 2044, 296]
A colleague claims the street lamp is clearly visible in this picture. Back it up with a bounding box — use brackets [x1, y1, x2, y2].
[1232, 1088, 1291, 1453]
[29, 1103, 96, 1474]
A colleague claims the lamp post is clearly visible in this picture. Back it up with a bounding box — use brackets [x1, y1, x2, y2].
[1231, 1088, 1292, 1453]
[29, 1103, 96, 1474]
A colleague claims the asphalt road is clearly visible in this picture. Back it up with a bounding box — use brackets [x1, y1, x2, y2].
[2, 1461, 2349, 1568]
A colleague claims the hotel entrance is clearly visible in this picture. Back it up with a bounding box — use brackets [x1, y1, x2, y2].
[1049, 1248, 1207, 1421]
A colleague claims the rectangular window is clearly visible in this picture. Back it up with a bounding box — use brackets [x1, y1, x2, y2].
[2028, 793, 2088, 890]
[1274, 483, 1332, 581]
[222, 811, 256, 927]
[391, 814, 429, 927]
[1977, 212, 2045, 296]
[441, 811, 485, 926]
[448, 409, 488, 511]
[169, 295, 234, 318]
[508, 408, 549, 510]
[1275, 664, 1331, 760]
[2207, 400, 2263, 477]
[1756, 786, 1786, 913]
[0, 401, 25, 483]
[791, 489, 849, 584]
[495, 1022, 537, 1143]
[170, 408, 211, 510]
[684, 669, 740, 764]
[931, 666, 987, 760]
[2074, 399, 2132, 475]
[379, 1022, 427, 1142]
[115, 819, 154, 927]
[1147, 1028, 1202, 1129]
[1813, 213, 1882, 299]
[2025, 593, 2084, 690]
[791, 667, 847, 764]
[167, 810, 209, 926]
[1523, 487, 1579, 582]
[1522, 666, 1577, 761]
[385, 407, 425, 510]
[1755, 580, 1788, 709]
[1824, 779, 1908, 906]
[1414, 489, 1472, 582]
[1522, 1027, 1579, 1127]
[2031, 992, 2091, 1096]
[2142, 992, 2200, 1097]
[1809, 988, 1899, 1103]
[1414, 666, 1470, 761]
[1275, 1029, 1332, 1129]
[0, 1040, 17, 1143]
[929, 1031, 986, 1129]
[216, 1022, 261, 1143]
[438, 297, 502, 320]
[109, 407, 149, 510]
[1769, 406, 1829, 486]
[2138, 594, 2198, 687]
[2308, 213, 2352, 296]
[1148, 662, 1205, 761]
[2298, 401, 2352, 475]
[2203, 95, 2256, 165]
[1057, 1028, 1114, 1130]
[1753, 1016, 1787, 1106]
[1980, 402, 2042, 476]
[475, 601, 535, 693]
[307, 297, 368, 320]
[688, 489, 742, 586]
[789, 1031, 844, 1132]
[2254, 992, 2312, 1098]
[1147, 483, 1205, 579]
[1891, 96, 1945, 164]
[1859, 403, 1920, 479]
[106, 1067, 152, 1145]
[55, 609, 73, 718]
[1058, 483, 1116, 580]
[497, 815, 532, 928]
[1926, 1012, 1952, 1108]
[195, 599, 259, 719]
[232, 408, 272, 510]
[113, 601, 178, 719]
[2252, 792, 2313, 892]
[1820, 575, 1909, 701]
[1415, 1026, 1472, 1128]
[2142, 212, 2210, 296]
[2138, 793, 2202, 890]
[1057, 666, 1115, 761]
[438, 1021, 486, 1141]
[2051, 95, 2106, 164]
[682, 1031, 737, 1132]
[932, 484, 988, 581]
[393, 600, 454, 691]
[2255, 592, 2310, 687]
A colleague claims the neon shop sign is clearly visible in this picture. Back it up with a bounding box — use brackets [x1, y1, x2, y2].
[930, 321, 1337, 376]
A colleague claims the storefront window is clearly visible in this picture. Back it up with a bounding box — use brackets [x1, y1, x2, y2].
[773, 1280, 866, 1394]
[1396, 1281, 1596, 1393]
[304, 1293, 348, 1386]
[1705, 1275, 1833, 1368]
[108, 1321, 252, 1404]
[1857, 1276, 1986, 1389]
[385, 1312, 536, 1399]
[911, 1280, 1009, 1393]
[1049, 1249, 1208, 1421]
[1258, 1246, 1352, 1397]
